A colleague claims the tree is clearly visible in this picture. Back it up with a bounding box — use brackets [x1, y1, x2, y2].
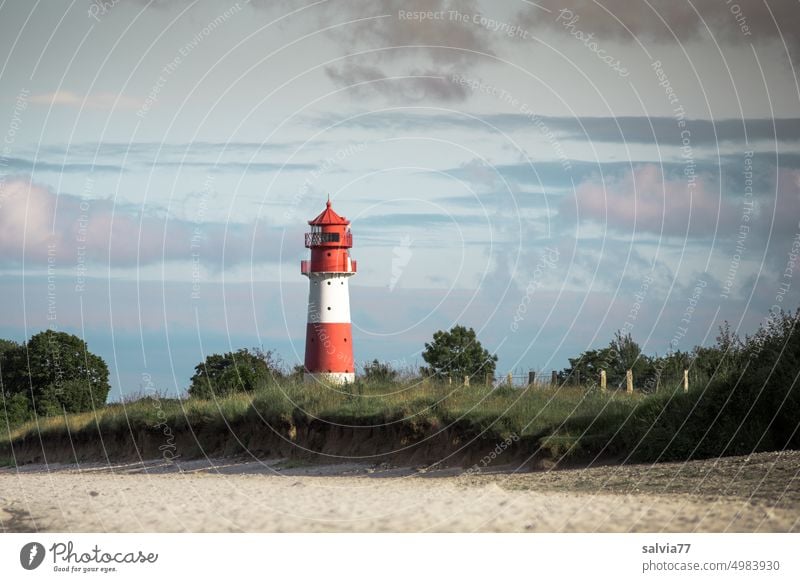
[362, 359, 398, 383]
[0, 339, 20, 393]
[562, 331, 653, 389]
[648, 350, 693, 393]
[0, 339, 18, 358]
[188, 347, 283, 398]
[692, 321, 744, 383]
[2, 330, 110, 416]
[421, 325, 497, 381]
[609, 330, 654, 388]
[563, 347, 614, 386]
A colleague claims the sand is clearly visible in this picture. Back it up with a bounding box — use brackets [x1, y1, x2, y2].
[1, 451, 798, 532]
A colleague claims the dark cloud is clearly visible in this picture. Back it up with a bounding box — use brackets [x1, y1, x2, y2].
[520, 0, 800, 61]
[358, 212, 487, 229]
[554, 117, 799, 146]
[441, 159, 689, 193]
[282, 0, 495, 102]
[0, 156, 314, 175]
[309, 111, 800, 145]
[36, 141, 310, 158]
[9, 140, 325, 177]
[319, 0, 491, 62]
[325, 63, 470, 102]
[440, 191, 548, 209]
[0, 157, 124, 174]
[153, 160, 315, 172]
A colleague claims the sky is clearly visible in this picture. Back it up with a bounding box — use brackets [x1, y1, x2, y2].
[1, 0, 799, 398]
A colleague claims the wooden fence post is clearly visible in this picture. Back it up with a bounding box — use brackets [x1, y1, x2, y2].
[485, 373, 491, 387]
[683, 369, 689, 393]
[448, 375, 452, 386]
[626, 369, 633, 394]
[506, 372, 513, 386]
[551, 370, 558, 386]
[528, 370, 536, 387]
[600, 369, 607, 391]
[574, 370, 581, 386]
[464, 375, 470, 387]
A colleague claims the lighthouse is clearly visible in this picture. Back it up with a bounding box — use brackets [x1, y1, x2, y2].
[301, 198, 357, 384]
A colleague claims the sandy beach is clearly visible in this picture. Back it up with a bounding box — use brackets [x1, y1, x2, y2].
[1, 451, 798, 533]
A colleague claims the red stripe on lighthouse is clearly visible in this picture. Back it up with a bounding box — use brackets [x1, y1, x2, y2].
[304, 322, 354, 373]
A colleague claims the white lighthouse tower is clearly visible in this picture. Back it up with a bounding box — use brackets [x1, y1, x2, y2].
[300, 198, 357, 384]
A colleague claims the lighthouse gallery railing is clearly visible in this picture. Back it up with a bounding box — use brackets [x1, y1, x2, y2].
[304, 231, 353, 247]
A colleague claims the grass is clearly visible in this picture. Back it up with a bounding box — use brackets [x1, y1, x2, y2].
[0, 378, 667, 465]
[273, 458, 314, 470]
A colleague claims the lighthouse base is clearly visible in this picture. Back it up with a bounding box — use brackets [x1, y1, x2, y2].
[304, 372, 355, 386]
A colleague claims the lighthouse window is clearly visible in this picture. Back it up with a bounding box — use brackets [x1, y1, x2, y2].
[327, 281, 331, 285]
[327, 307, 331, 311]
[320, 233, 339, 243]
[327, 252, 331, 257]
[344, 338, 347, 342]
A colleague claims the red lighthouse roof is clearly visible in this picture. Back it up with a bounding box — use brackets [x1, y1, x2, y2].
[308, 198, 350, 226]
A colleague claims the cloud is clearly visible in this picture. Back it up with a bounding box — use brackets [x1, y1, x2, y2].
[554, 117, 800, 146]
[358, 212, 487, 230]
[29, 91, 141, 110]
[279, 0, 495, 102]
[0, 178, 296, 267]
[319, 0, 491, 61]
[520, 0, 800, 59]
[763, 167, 800, 264]
[441, 158, 685, 194]
[5, 144, 317, 176]
[554, 163, 798, 303]
[309, 111, 800, 145]
[153, 160, 315, 172]
[0, 157, 124, 174]
[325, 63, 470, 102]
[560, 164, 739, 238]
[774, 168, 800, 223]
[36, 141, 309, 158]
[440, 153, 800, 217]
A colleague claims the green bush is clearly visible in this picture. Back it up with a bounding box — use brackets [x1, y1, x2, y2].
[1, 392, 31, 428]
[362, 359, 398, 383]
[188, 348, 283, 399]
[614, 310, 800, 462]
